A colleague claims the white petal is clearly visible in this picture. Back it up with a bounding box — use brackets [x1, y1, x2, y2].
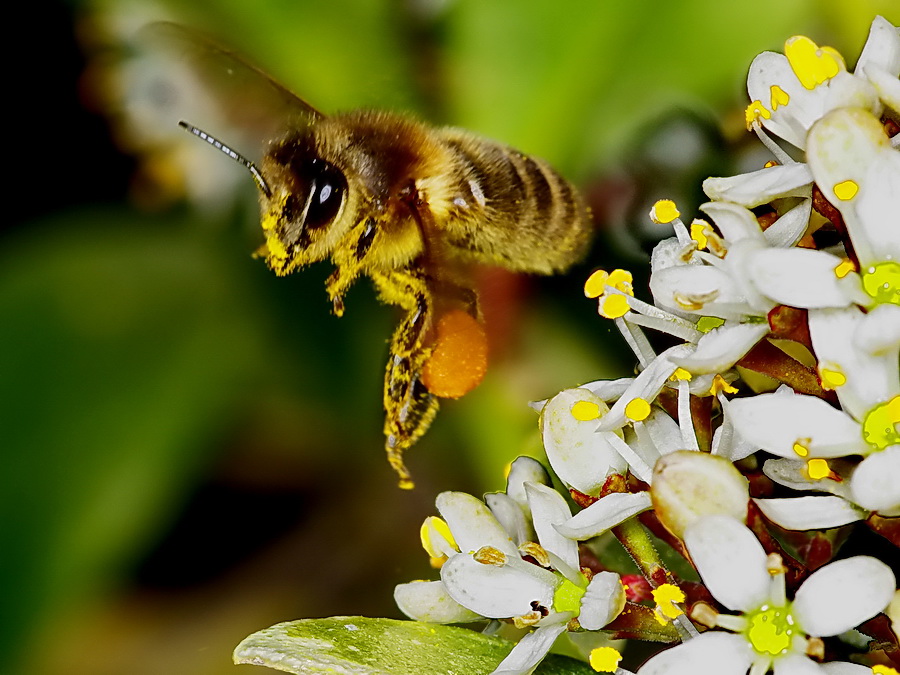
[578, 571, 625, 630]
[810, 307, 900, 420]
[440, 554, 555, 619]
[540, 388, 627, 494]
[701, 201, 767, 244]
[729, 391, 865, 458]
[773, 653, 826, 675]
[855, 303, 900, 355]
[650, 264, 753, 320]
[764, 198, 813, 248]
[581, 377, 633, 402]
[638, 631, 755, 675]
[394, 580, 483, 623]
[525, 482, 578, 573]
[486, 493, 533, 546]
[762, 457, 855, 500]
[850, 446, 900, 513]
[490, 623, 567, 675]
[792, 556, 896, 636]
[753, 495, 866, 530]
[554, 491, 653, 540]
[436, 492, 518, 556]
[747, 248, 853, 308]
[671, 321, 769, 373]
[855, 16, 900, 78]
[807, 108, 900, 266]
[703, 163, 813, 206]
[747, 51, 819, 149]
[683, 515, 770, 612]
[505, 456, 550, 509]
[866, 62, 900, 111]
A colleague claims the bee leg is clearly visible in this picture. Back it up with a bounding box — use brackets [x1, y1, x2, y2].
[326, 217, 379, 317]
[371, 268, 438, 489]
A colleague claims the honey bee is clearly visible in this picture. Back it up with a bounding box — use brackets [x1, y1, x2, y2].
[157, 25, 592, 487]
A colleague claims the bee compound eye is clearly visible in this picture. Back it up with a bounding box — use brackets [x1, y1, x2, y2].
[306, 160, 347, 229]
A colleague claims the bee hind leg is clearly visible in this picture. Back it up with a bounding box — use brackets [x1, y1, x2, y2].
[372, 268, 438, 489]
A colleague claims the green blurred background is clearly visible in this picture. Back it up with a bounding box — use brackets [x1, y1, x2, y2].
[3, 1, 897, 673]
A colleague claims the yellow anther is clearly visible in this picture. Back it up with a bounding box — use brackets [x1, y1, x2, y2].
[571, 400, 601, 421]
[589, 647, 623, 673]
[512, 611, 543, 629]
[608, 269, 634, 294]
[793, 440, 811, 457]
[785, 35, 844, 89]
[745, 100, 772, 129]
[672, 367, 693, 381]
[764, 160, 778, 168]
[819, 367, 847, 390]
[873, 665, 899, 675]
[690, 220, 710, 250]
[473, 546, 507, 566]
[861, 261, 900, 305]
[833, 179, 859, 201]
[770, 85, 790, 109]
[625, 397, 652, 422]
[652, 584, 686, 620]
[600, 294, 631, 319]
[519, 541, 551, 567]
[697, 316, 725, 333]
[833, 259, 856, 279]
[807, 459, 831, 480]
[420, 516, 457, 559]
[862, 396, 900, 451]
[651, 199, 680, 224]
[710, 374, 739, 395]
[584, 270, 609, 298]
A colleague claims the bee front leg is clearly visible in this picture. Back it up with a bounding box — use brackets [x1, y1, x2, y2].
[326, 217, 379, 317]
[371, 268, 438, 489]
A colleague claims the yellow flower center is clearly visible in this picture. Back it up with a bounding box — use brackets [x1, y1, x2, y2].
[745, 604, 796, 656]
[860, 261, 900, 305]
[862, 396, 900, 451]
[697, 316, 725, 333]
[553, 575, 586, 614]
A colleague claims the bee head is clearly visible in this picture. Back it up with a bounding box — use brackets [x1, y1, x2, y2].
[259, 135, 348, 274]
[179, 122, 348, 276]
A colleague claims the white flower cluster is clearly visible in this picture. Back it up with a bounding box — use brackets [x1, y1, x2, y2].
[396, 16, 899, 675]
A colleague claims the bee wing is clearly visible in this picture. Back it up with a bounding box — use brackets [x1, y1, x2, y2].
[137, 22, 324, 150]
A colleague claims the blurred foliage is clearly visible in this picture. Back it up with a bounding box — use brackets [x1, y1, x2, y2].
[3, 0, 898, 673]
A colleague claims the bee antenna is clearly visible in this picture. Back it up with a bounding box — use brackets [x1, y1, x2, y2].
[178, 121, 272, 198]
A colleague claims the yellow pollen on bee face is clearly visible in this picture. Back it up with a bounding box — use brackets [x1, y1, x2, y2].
[833, 179, 859, 201]
[625, 397, 651, 422]
[784, 35, 844, 89]
[584, 270, 609, 298]
[807, 459, 830, 480]
[770, 85, 790, 109]
[571, 400, 601, 421]
[589, 647, 622, 673]
[651, 199, 680, 224]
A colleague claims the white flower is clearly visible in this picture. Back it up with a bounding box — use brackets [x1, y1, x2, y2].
[638, 515, 896, 675]
[395, 481, 626, 675]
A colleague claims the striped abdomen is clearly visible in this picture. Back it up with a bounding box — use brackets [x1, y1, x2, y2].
[437, 128, 592, 274]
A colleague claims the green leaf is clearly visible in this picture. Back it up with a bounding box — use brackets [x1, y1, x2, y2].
[234, 617, 596, 675]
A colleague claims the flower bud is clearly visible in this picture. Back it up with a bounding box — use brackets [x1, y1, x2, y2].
[650, 450, 749, 538]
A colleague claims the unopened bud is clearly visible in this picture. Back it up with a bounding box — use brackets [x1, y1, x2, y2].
[650, 451, 749, 538]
